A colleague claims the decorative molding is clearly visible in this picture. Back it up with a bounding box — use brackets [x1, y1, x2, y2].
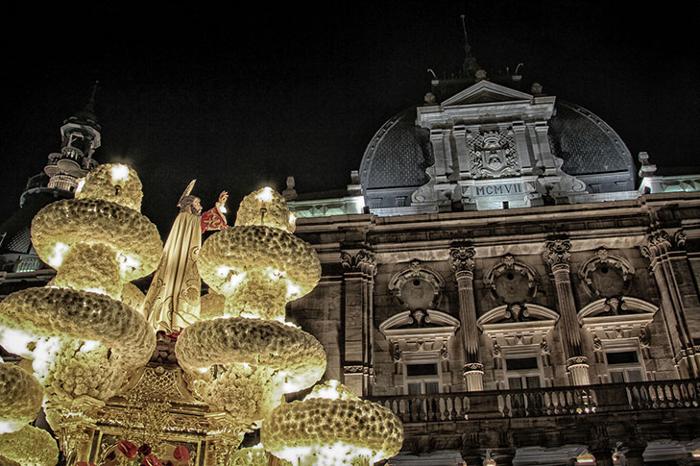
[579, 296, 658, 341]
[340, 248, 377, 275]
[379, 309, 460, 361]
[484, 253, 538, 303]
[543, 237, 571, 269]
[640, 228, 672, 261]
[449, 241, 475, 274]
[578, 247, 635, 297]
[388, 259, 445, 309]
[478, 304, 558, 347]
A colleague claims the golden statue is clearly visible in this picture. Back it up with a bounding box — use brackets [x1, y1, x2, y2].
[143, 181, 228, 332]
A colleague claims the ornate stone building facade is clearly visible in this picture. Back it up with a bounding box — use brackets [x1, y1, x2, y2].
[2, 76, 700, 465]
[282, 74, 700, 465]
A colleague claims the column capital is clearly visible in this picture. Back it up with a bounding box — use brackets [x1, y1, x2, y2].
[543, 237, 571, 269]
[639, 227, 672, 261]
[450, 241, 475, 275]
[340, 248, 376, 276]
[463, 362, 484, 374]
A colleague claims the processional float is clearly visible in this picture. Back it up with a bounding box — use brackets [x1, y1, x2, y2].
[0, 163, 402, 466]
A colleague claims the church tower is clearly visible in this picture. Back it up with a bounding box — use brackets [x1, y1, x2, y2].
[43, 82, 101, 192]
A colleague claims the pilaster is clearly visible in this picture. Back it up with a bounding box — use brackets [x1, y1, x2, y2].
[543, 237, 591, 385]
[640, 227, 700, 377]
[340, 247, 377, 395]
[450, 241, 483, 391]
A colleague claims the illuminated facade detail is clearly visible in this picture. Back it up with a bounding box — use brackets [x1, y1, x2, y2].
[278, 76, 700, 464]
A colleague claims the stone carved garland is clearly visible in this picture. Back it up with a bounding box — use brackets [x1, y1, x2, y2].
[388, 259, 444, 311]
[484, 254, 538, 305]
[578, 247, 635, 298]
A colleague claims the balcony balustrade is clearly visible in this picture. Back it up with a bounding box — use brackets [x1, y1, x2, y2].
[368, 379, 700, 424]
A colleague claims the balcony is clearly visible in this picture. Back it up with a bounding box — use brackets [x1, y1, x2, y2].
[369, 379, 700, 424]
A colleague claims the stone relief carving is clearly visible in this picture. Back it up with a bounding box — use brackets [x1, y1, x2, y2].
[467, 129, 519, 179]
[578, 247, 635, 298]
[484, 253, 539, 304]
[388, 259, 444, 311]
[449, 241, 476, 273]
[543, 237, 572, 268]
[340, 248, 377, 275]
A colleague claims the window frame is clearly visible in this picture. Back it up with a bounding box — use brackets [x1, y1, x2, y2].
[502, 346, 544, 390]
[602, 339, 646, 384]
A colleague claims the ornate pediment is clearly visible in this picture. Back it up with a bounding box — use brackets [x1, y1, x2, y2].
[578, 296, 657, 340]
[379, 310, 460, 362]
[477, 304, 558, 346]
[441, 80, 534, 107]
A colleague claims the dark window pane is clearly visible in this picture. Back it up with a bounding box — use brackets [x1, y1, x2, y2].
[425, 382, 440, 394]
[627, 369, 643, 382]
[606, 351, 638, 365]
[406, 363, 438, 376]
[506, 357, 539, 370]
[508, 377, 523, 389]
[525, 376, 541, 388]
[408, 383, 422, 395]
[610, 371, 625, 383]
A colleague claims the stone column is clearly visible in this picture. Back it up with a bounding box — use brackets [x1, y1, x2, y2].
[543, 237, 591, 385]
[641, 228, 700, 378]
[450, 241, 484, 391]
[340, 248, 377, 395]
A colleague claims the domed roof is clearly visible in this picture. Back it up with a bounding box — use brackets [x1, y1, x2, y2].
[359, 108, 433, 192]
[549, 101, 635, 190]
[359, 100, 636, 195]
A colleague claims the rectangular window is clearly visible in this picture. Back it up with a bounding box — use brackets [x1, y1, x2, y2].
[606, 349, 644, 383]
[505, 354, 542, 389]
[404, 361, 441, 395]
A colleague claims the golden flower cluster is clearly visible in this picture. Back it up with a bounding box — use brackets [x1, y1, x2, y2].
[199, 292, 225, 319]
[262, 382, 403, 465]
[52, 242, 122, 298]
[75, 163, 144, 211]
[190, 365, 280, 429]
[0, 363, 43, 432]
[44, 342, 125, 401]
[0, 426, 59, 466]
[175, 317, 326, 391]
[121, 282, 146, 313]
[0, 287, 156, 370]
[235, 187, 296, 233]
[31, 198, 162, 283]
[199, 226, 320, 299]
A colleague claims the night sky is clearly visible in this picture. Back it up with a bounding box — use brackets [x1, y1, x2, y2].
[1, 1, 698, 233]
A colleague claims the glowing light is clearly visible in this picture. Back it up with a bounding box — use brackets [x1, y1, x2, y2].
[309, 379, 341, 400]
[31, 336, 63, 382]
[266, 267, 284, 281]
[47, 242, 70, 268]
[0, 420, 24, 434]
[84, 287, 107, 296]
[110, 164, 130, 183]
[256, 186, 274, 202]
[286, 280, 301, 298]
[75, 178, 86, 194]
[221, 271, 246, 294]
[117, 253, 141, 278]
[289, 212, 296, 226]
[218, 205, 228, 214]
[196, 367, 209, 374]
[0, 327, 35, 358]
[79, 340, 101, 353]
[576, 452, 596, 465]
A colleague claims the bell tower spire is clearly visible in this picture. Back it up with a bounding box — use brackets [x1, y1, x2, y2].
[44, 82, 101, 192]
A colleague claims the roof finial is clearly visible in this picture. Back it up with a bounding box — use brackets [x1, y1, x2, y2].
[84, 80, 99, 115]
[460, 14, 480, 79]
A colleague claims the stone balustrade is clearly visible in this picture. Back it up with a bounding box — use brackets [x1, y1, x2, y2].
[368, 379, 700, 424]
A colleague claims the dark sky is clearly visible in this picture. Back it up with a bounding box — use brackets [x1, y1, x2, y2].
[1, 1, 698, 233]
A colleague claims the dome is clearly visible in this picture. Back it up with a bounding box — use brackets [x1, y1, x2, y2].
[359, 108, 433, 193]
[549, 101, 636, 192]
[359, 99, 636, 205]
